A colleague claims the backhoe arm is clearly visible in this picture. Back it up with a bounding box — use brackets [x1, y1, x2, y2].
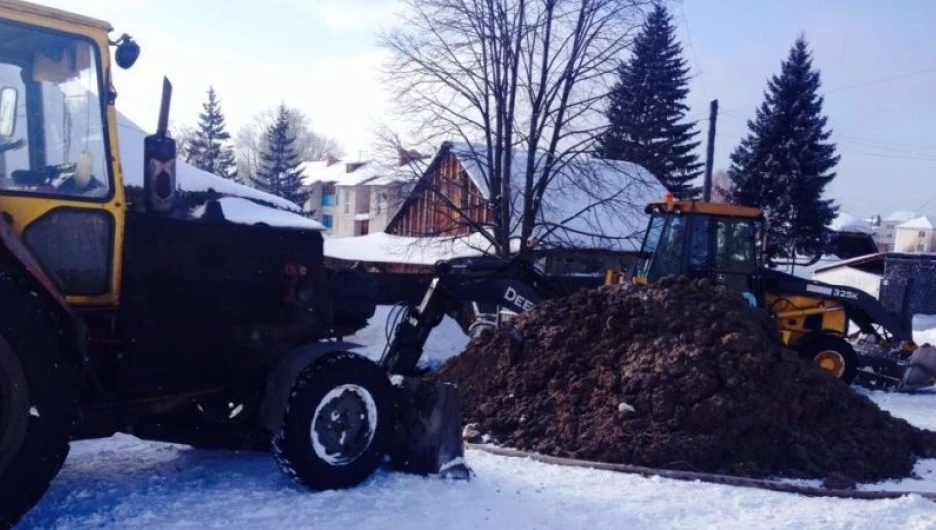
[379, 259, 551, 375]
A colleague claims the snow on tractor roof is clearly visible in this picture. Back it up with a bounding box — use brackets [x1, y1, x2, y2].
[117, 113, 302, 213]
[191, 197, 325, 231]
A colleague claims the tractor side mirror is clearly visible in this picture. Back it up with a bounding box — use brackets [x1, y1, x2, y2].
[144, 77, 176, 214]
[114, 34, 140, 70]
[0, 87, 18, 138]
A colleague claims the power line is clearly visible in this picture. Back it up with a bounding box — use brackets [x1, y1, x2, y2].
[836, 134, 936, 154]
[678, 2, 709, 101]
[827, 67, 936, 93]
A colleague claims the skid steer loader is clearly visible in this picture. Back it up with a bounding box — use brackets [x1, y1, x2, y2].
[606, 193, 929, 391]
[0, 2, 465, 527]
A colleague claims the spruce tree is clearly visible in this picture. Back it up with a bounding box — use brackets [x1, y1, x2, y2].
[597, 4, 702, 198]
[253, 104, 305, 205]
[189, 87, 238, 181]
[727, 36, 839, 263]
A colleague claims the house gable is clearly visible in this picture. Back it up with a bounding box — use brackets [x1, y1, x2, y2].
[385, 146, 491, 237]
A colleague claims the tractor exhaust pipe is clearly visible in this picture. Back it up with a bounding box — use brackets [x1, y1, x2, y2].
[144, 77, 177, 214]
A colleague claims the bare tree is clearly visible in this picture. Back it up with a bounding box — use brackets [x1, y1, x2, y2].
[382, 0, 653, 257]
[235, 106, 344, 184]
[169, 122, 197, 164]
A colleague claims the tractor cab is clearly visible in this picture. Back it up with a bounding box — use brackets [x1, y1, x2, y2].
[632, 194, 763, 301]
[0, 3, 140, 307]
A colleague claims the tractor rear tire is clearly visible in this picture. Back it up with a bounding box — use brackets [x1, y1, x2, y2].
[797, 334, 859, 384]
[272, 352, 394, 491]
[0, 279, 79, 529]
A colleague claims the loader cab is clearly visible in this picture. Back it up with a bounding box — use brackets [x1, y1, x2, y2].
[635, 196, 762, 300]
[0, 2, 128, 306]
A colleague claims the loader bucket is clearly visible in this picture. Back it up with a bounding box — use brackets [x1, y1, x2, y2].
[389, 377, 471, 479]
[899, 345, 936, 392]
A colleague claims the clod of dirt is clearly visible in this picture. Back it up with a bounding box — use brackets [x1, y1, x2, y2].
[436, 277, 936, 482]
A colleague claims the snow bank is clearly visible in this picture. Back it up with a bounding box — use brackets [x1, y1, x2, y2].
[191, 197, 324, 231]
[117, 114, 301, 212]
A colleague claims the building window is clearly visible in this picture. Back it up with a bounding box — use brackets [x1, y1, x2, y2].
[321, 214, 333, 229]
[920, 231, 927, 238]
[321, 183, 336, 206]
[917, 244, 924, 252]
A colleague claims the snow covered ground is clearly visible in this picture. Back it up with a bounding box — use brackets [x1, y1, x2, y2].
[17, 310, 936, 529]
[915, 314, 936, 346]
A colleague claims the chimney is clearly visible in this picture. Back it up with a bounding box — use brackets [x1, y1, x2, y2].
[325, 155, 340, 167]
[397, 148, 423, 167]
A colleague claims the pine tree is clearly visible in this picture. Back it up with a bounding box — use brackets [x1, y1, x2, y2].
[252, 104, 305, 205]
[597, 4, 702, 198]
[727, 36, 839, 263]
[189, 86, 238, 181]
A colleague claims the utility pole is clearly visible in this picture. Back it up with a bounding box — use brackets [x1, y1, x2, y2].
[702, 99, 718, 202]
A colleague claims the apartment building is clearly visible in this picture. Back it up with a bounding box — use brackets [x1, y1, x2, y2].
[894, 215, 936, 253]
[870, 210, 917, 252]
[301, 154, 422, 237]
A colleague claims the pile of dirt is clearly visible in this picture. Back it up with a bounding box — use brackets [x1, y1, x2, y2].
[436, 277, 936, 482]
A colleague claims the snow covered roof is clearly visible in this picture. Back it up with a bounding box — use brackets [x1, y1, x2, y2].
[884, 210, 918, 223]
[829, 212, 872, 234]
[117, 114, 301, 212]
[324, 231, 518, 265]
[443, 143, 667, 251]
[898, 215, 936, 230]
[191, 197, 324, 231]
[301, 159, 423, 188]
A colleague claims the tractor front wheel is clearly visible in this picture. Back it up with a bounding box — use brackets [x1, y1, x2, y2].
[272, 352, 394, 491]
[0, 279, 78, 529]
[797, 334, 859, 384]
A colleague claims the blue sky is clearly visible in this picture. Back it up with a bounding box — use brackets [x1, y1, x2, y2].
[34, 0, 936, 218]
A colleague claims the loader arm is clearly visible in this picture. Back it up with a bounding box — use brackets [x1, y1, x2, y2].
[760, 269, 913, 343]
[379, 258, 555, 376]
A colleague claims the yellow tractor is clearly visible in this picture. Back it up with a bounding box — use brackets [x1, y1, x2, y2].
[607, 194, 918, 386]
[0, 2, 465, 527]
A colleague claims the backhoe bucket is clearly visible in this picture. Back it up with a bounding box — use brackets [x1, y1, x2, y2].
[899, 344, 936, 392]
[389, 377, 471, 479]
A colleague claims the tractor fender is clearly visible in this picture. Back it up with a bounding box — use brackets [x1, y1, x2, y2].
[256, 341, 368, 433]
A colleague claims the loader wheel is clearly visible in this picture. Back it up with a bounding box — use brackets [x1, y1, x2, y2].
[0, 279, 78, 529]
[272, 352, 394, 491]
[797, 335, 858, 384]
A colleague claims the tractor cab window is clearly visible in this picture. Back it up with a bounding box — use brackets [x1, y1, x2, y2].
[687, 215, 711, 272]
[0, 21, 111, 200]
[646, 213, 688, 281]
[713, 217, 756, 294]
[636, 213, 665, 277]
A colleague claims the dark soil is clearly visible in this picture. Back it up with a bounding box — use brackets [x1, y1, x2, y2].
[435, 277, 936, 482]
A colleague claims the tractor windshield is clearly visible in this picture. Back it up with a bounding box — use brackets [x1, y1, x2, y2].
[0, 20, 111, 200]
[636, 211, 758, 287]
[638, 212, 689, 281]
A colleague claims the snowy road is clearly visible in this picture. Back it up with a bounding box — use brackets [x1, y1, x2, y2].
[16, 312, 936, 529]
